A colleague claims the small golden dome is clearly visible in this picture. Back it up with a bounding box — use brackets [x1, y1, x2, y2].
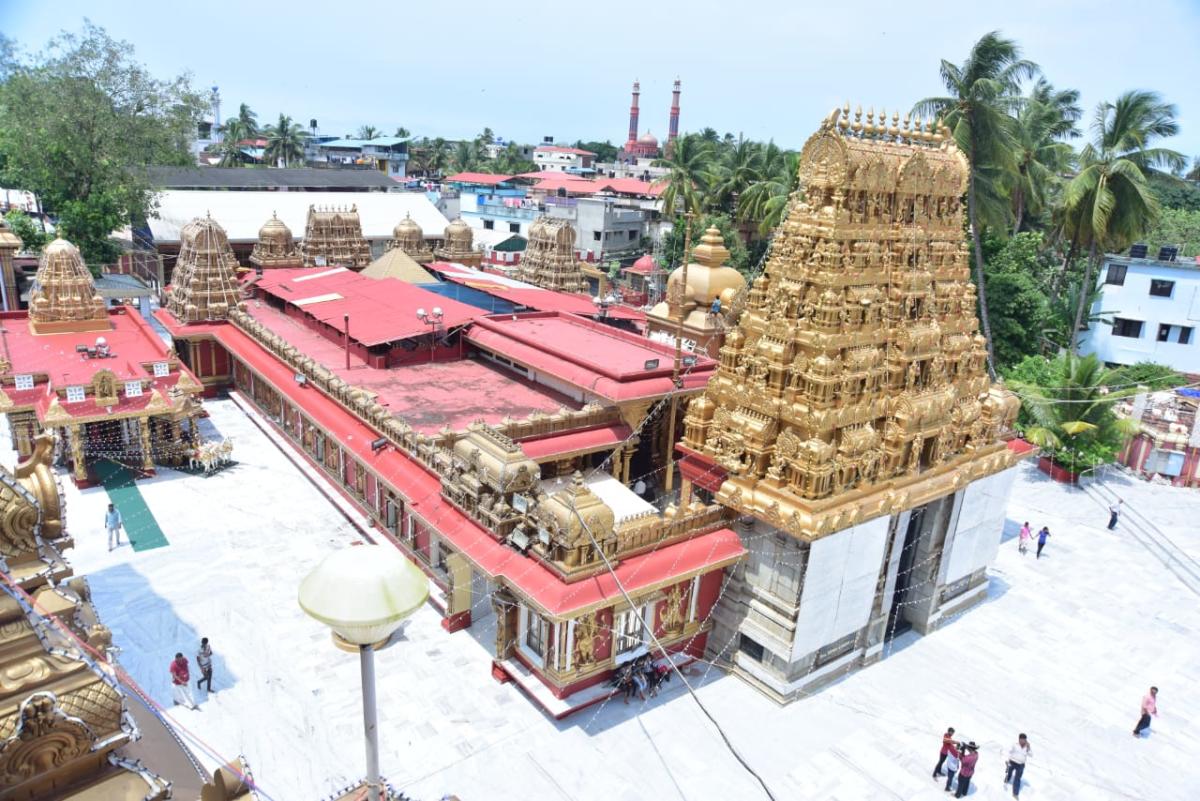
[258, 212, 292, 242]
[444, 217, 473, 246]
[393, 212, 423, 240]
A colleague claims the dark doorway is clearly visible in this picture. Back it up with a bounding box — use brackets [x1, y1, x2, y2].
[886, 505, 925, 639]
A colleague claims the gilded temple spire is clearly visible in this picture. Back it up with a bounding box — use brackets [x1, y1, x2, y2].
[28, 239, 109, 333]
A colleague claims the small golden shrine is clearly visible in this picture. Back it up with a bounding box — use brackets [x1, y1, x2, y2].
[683, 105, 1020, 538]
[518, 217, 586, 293]
[167, 215, 244, 323]
[0, 218, 21, 312]
[434, 218, 481, 267]
[249, 212, 302, 270]
[646, 226, 747, 357]
[300, 205, 372, 270]
[388, 213, 434, 264]
[27, 239, 108, 334]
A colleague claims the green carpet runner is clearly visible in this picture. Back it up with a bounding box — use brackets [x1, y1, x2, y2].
[93, 460, 169, 552]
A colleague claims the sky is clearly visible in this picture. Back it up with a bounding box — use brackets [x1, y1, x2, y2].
[2, 0, 1199, 158]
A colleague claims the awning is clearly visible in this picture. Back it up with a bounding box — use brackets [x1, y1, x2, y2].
[520, 423, 632, 461]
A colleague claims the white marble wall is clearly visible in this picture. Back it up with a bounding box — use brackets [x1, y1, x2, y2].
[942, 465, 1020, 583]
[791, 514, 891, 660]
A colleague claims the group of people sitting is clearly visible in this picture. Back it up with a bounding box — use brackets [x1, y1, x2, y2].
[613, 654, 672, 704]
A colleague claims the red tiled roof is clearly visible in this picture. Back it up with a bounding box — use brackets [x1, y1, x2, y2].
[253, 268, 480, 346]
[532, 176, 601, 195]
[156, 313, 744, 617]
[444, 172, 514, 186]
[430, 265, 645, 322]
[597, 178, 662, 197]
[519, 423, 632, 461]
[534, 146, 596, 156]
[466, 312, 716, 402]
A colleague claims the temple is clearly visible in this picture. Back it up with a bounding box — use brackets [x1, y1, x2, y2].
[387, 213, 435, 264]
[299, 205, 372, 270]
[434, 217, 482, 267]
[0, 217, 23, 312]
[517, 217, 587, 293]
[2, 238, 205, 486]
[248, 212, 302, 270]
[645, 226, 746, 357]
[156, 254, 744, 716]
[679, 106, 1027, 701]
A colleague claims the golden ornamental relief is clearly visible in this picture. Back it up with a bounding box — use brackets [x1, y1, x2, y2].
[0, 693, 95, 785]
[573, 613, 599, 667]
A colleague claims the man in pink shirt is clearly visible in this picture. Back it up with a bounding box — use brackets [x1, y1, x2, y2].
[1133, 686, 1158, 736]
[170, 652, 200, 710]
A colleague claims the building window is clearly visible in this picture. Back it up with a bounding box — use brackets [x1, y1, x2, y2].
[1158, 324, 1171, 342]
[1105, 264, 1127, 285]
[65, 386, 86, 403]
[509, 222, 520, 233]
[738, 634, 765, 663]
[628, 230, 637, 240]
[1112, 318, 1143, 338]
[483, 219, 494, 230]
[593, 231, 602, 241]
[524, 608, 547, 656]
[1149, 279, 1175, 298]
[615, 604, 648, 654]
[1180, 327, 1194, 345]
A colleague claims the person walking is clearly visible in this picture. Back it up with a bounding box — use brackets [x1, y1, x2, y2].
[933, 726, 956, 777]
[1018, 522, 1032, 555]
[1036, 527, 1051, 559]
[1108, 499, 1124, 530]
[170, 653, 199, 710]
[955, 741, 978, 798]
[942, 741, 961, 792]
[196, 637, 214, 693]
[104, 503, 124, 551]
[1004, 733, 1033, 798]
[1133, 686, 1158, 737]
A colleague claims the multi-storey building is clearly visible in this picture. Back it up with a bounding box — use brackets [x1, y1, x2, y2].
[1081, 244, 1200, 374]
[532, 145, 596, 173]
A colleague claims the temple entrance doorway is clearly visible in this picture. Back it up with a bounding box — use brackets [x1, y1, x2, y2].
[886, 505, 926, 640]
[472, 570, 496, 621]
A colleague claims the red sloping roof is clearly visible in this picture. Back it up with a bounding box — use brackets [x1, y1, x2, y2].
[466, 313, 715, 402]
[519, 424, 631, 460]
[532, 177, 600, 195]
[596, 178, 659, 196]
[254, 268, 479, 346]
[444, 172, 514, 185]
[157, 312, 743, 617]
[534, 146, 596, 156]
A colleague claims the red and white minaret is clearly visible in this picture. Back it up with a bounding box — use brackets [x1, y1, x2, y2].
[626, 80, 641, 149]
[667, 78, 681, 155]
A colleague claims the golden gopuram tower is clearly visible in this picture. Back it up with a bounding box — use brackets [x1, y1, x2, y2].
[167, 215, 244, 323]
[518, 216, 586, 292]
[683, 106, 1024, 702]
[646, 226, 746, 357]
[299, 205, 372, 270]
[28, 239, 109, 334]
[434, 217, 481, 267]
[388, 213, 434, 264]
[249, 212, 302, 270]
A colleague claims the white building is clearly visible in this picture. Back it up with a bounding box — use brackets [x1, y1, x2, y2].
[533, 146, 596, 173]
[1081, 245, 1200, 374]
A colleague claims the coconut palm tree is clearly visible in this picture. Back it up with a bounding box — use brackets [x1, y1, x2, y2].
[652, 133, 715, 216]
[215, 135, 246, 167]
[394, 126, 410, 138]
[1011, 353, 1139, 471]
[737, 142, 799, 235]
[451, 139, 483, 173]
[1011, 82, 1079, 233]
[914, 31, 1038, 378]
[235, 103, 259, 137]
[1064, 91, 1186, 352]
[263, 114, 306, 167]
[427, 137, 450, 177]
[357, 125, 380, 140]
[708, 137, 759, 215]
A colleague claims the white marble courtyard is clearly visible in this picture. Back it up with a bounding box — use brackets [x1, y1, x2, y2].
[23, 398, 1200, 801]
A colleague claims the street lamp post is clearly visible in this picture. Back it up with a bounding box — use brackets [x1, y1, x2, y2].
[299, 546, 429, 801]
[415, 306, 444, 363]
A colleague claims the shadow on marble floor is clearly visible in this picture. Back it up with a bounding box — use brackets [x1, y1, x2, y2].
[86, 561, 238, 704]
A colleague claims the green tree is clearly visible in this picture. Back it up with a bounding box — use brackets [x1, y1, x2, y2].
[1011, 353, 1140, 470]
[652, 133, 715, 216]
[451, 139, 482, 172]
[1064, 90, 1186, 351]
[708, 137, 759, 215]
[981, 232, 1052, 367]
[3, 209, 49, 252]
[263, 114, 306, 167]
[0, 22, 204, 265]
[737, 142, 799, 235]
[1149, 172, 1200, 211]
[214, 135, 247, 167]
[660, 213, 752, 278]
[231, 102, 258, 138]
[1011, 81, 1079, 232]
[1141, 207, 1200, 257]
[394, 126, 410, 138]
[575, 140, 618, 162]
[915, 31, 1038, 376]
[478, 127, 495, 145]
[357, 125, 380, 140]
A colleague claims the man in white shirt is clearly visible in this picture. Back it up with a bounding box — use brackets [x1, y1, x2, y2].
[104, 504, 123, 551]
[1004, 733, 1032, 798]
[1108, 499, 1123, 530]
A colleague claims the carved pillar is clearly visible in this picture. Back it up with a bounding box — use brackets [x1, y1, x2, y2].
[140, 418, 155, 471]
[441, 551, 473, 633]
[69, 425, 87, 482]
[680, 477, 694, 510]
[491, 586, 518, 660]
